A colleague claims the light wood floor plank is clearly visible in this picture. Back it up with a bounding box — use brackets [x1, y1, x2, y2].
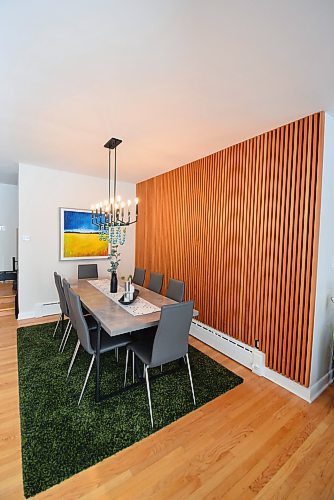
[0, 313, 333, 499]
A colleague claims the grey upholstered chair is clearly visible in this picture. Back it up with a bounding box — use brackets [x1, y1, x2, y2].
[68, 288, 132, 404]
[78, 264, 98, 279]
[53, 272, 70, 340]
[60, 279, 74, 352]
[166, 278, 185, 302]
[124, 300, 195, 427]
[147, 272, 164, 294]
[60, 279, 97, 353]
[132, 267, 146, 286]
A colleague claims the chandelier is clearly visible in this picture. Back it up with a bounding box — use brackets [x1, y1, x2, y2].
[91, 137, 138, 246]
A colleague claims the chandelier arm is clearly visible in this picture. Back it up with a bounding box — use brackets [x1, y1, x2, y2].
[94, 215, 138, 228]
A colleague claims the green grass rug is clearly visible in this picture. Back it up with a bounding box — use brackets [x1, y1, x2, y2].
[17, 322, 243, 497]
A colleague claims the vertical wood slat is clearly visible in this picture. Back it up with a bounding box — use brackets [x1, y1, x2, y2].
[291, 117, 309, 378]
[277, 123, 293, 374]
[304, 112, 325, 387]
[135, 112, 324, 386]
[259, 135, 268, 354]
[298, 114, 317, 384]
[281, 121, 298, 375]
[276, 127, 286, 371]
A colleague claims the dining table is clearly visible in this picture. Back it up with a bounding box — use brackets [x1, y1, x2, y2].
[71, 278, 198, 402]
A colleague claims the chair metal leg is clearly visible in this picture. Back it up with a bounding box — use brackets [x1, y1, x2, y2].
[67, 340, 80, 378]
[61, 312, 64, 336]
[59, 321, 71, 352]
[78, 355, 95, 405]
[124, 349, 129, 387]
[132, 351, 135, 383]
[60, 324, 72, 353]
[61, 323, 72, 353]
[145, 365, 154, 428]
[185, 353, 196, 405]
[53, 313, 62, 337]
[116, 347, 119, 363]
[160, 365, 163, 372]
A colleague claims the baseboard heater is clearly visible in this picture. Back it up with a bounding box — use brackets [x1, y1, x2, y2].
[35, 301, 60, 317]
[189, 319, 327, 402]
[190, 319, 254, 370]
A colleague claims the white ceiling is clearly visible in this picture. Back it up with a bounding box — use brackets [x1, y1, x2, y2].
[0, 0, 333, 185]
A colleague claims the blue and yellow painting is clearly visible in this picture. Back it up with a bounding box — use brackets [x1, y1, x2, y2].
[61, 209, 108, 259]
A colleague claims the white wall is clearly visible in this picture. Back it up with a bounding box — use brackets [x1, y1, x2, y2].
[18, 163, 135, 318]
[309, 113, 334, 391]
[0, 183, 18, 271]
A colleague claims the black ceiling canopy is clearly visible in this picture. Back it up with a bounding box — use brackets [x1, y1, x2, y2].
[104, 137, 122, 149]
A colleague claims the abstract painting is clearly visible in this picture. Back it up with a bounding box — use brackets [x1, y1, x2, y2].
[60, 208, 108, 260]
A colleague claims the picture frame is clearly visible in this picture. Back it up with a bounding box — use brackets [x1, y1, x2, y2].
[59, 207, 108, 261]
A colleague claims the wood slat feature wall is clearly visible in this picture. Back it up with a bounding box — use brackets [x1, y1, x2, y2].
[135, 112, 324, 386]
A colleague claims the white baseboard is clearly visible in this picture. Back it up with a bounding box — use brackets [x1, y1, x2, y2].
[18, 311, 35, 320]
[262, 365, 311, 402]
[190, 319, 333, 403]
[309, 369, 334, 402]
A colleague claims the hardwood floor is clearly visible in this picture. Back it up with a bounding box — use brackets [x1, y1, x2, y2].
[1, 311, 334, 499]
[0, 282, 15, 317]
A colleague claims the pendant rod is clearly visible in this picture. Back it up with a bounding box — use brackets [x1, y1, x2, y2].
[114, 146, 117, 209]
[108, 148, 111, 204]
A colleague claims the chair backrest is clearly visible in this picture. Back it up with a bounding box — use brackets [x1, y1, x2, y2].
[78, 264, 98, 280]
[68, 288, 94, 354]
[132, 267, 145, 286]
[62, 278, 75, 330]
[166, 278, 185, 302]
[54, 272, 68, 316]
[150, 300, 194, 367]
[147, 272, 163, 294]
